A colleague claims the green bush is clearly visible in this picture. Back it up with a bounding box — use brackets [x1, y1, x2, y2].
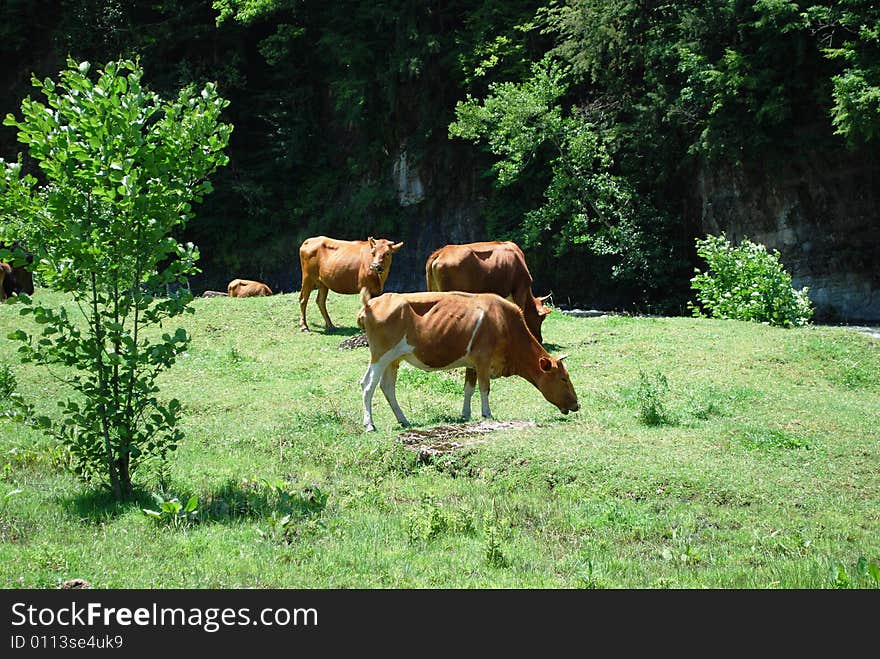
[689, 234, 813, 328]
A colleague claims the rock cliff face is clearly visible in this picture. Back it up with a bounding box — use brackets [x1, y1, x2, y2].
[696, 148, 880, 322]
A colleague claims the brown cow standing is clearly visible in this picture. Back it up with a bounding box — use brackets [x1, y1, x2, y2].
[227, 279, 273, 297]
[357, 291, 578, 432]
[299, 235, 403, 332]
[425, 240, 552, 343]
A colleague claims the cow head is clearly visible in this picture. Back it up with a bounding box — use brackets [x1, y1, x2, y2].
[524, 293, 553, 344]
[536, 354, 579, 415]
[367, 237, 404, 275]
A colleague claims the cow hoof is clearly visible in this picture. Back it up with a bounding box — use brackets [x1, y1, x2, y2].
[300, 326, 310, 332]
[364, 424, 376, 433]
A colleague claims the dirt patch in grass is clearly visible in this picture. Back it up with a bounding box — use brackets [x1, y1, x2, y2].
[398, 420, 537, 457]
[338, 333, 369, 350]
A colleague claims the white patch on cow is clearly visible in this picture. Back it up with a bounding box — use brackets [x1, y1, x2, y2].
[465, 308, 485, 355]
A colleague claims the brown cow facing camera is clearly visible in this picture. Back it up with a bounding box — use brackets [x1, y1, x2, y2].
[357, 291, 579, 432]
[298, 235, 403, 332]
[227, 279, 273, 297]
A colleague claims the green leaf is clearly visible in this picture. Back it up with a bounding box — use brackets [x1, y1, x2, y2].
[184, 496, 199, 513]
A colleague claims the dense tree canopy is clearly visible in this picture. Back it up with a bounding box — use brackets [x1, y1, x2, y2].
[1, 1, 877, 312]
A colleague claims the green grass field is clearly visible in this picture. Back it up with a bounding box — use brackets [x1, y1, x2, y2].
[1, 289, 878, 588]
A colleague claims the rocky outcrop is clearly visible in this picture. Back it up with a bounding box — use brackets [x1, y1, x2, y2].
[696, 147, 880, 322]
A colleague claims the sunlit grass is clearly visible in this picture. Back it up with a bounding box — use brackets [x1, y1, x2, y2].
[1, 289, 878, 588]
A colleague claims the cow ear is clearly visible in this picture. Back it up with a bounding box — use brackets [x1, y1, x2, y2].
[539, 356, 553, 372]
[368, 237, 376, 248]
[392, 242, 404, 252]
[540, 307, 552, 317]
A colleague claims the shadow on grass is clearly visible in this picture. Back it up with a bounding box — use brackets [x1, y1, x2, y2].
[59, 478, 328, 527]
[316, 325, 362, 337]
[198, 477, 328, 524]
[59, 488, 156, 524]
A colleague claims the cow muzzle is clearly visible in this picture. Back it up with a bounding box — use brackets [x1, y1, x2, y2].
[370, 263, 383, 273]
[559, 401, 579, 415]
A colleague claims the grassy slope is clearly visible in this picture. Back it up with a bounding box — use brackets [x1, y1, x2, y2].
[0, 289, 878, 588]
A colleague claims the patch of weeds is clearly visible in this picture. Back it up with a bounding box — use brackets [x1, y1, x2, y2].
[807, 337, 879, 390]
[304, 384, 326, 397]
[202, 478, 267, 519]
[574, 559, 607, 589]
[365, 441, 421, 480]
[832, 557, 880, 589]
[406, 494, 476, 543]
[258, 510, 326, 545]
[142, 494, 200, 530]
[482, 503, 512, 568]
[0, 364, 16, 403]
[256, 479, 330, 546]
[204, 476, 331, 524]
[740, 427, 811, 451]
[422, 449, 480, 479]
[34, 544, 68, 573]
[753, 528, 814, 558]
[659, 527, 704, 566]
[635, 370, 675, 426]
[226, 347, 244, 364]
[0, 488, 28, 543]
[683, 385, 729, 421]
[3, 444, 75, 476]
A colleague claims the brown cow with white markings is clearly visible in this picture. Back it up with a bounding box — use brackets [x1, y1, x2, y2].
[425, 240, 552, 343]
[357, 291, 578, 432]
[299, 235, 403, 332]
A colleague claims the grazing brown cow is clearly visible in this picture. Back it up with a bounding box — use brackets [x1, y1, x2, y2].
[357, 291, 579, 432]
[299, 235, 403, 332]
[227, 279, 273, 297]
[425, 240, 552, 343]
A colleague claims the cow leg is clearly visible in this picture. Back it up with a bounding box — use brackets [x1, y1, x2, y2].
[380, 360, 409, 427]
[361, 362, 384, 432]
[361, 338, 413, 432]
[461, 368, 477, 421]
[299, 279, 315, 331]
[316, 284, 336, 331]
[477, 367, 493, 420]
